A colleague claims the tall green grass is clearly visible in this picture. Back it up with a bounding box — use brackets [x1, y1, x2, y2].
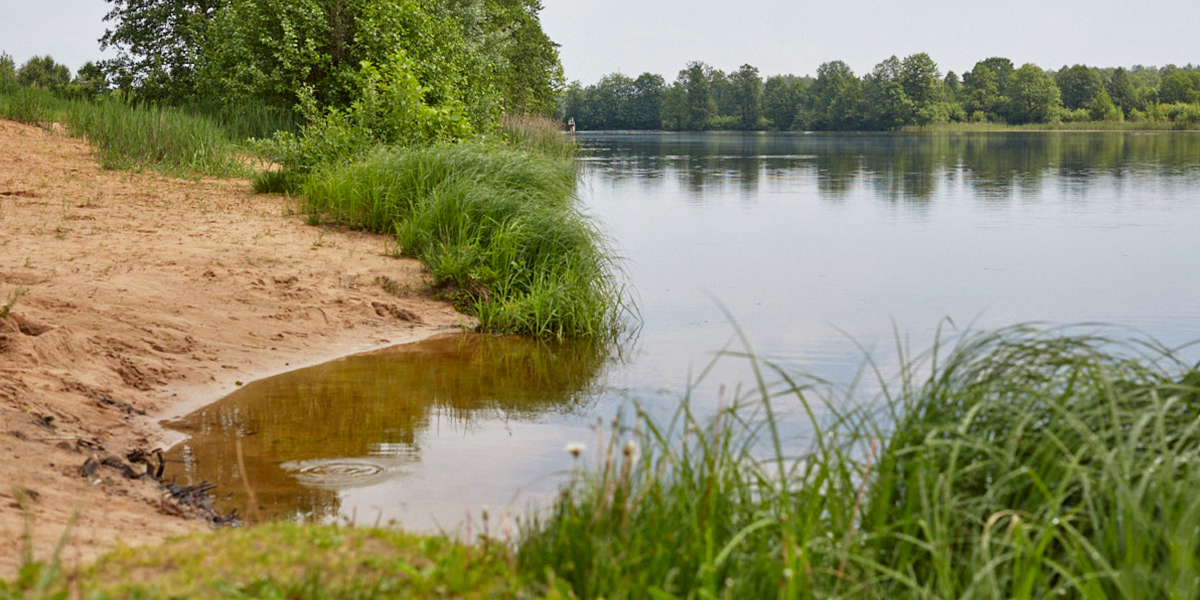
[498, 114, 577, 160]
[0, 84, 294, 177]
[304, 143, 627, 340]
[517, 326, 1200, 599]
[60, 97, 241, 176]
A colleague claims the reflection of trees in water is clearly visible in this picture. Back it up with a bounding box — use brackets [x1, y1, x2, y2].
[580, 131, 1200, 204]
[165, 333, 609, 522]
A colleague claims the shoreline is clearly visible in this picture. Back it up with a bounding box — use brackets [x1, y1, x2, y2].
[0, 118, 473, 576]
[153, 327, 460, 440]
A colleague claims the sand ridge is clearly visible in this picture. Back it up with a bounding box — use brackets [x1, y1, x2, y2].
[0, 119, 473, 576]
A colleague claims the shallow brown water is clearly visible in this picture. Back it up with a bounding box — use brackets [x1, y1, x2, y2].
[165, 333, 606, 528]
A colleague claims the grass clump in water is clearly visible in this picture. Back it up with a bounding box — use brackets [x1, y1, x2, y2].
[517, 325, 1200, 599]
[304, 143, 626, 340]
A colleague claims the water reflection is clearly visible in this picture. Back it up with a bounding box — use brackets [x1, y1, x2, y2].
[580, 131, 1200, 203]
[164, 333, 607, 524]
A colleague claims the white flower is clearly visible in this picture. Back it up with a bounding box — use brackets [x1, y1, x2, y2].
[565, 442, 586, 458]
[622, 440, 638, 458]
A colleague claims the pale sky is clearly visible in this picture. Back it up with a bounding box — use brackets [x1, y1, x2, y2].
[2, 0, 1197, 82]
[541, 0, 1200, 83]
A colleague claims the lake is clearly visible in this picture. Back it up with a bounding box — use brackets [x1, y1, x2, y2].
[165, 131, 1200, 530]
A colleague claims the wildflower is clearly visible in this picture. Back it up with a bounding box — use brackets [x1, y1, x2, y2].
[565, 442, 586, 458]
[622, 439, 637, 458]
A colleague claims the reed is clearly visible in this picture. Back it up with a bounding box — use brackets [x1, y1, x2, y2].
[0, 85, 301, 176]
[498, 113, 577, 160]
[0, 86, 244, 176]
[61, 97, 241, 176]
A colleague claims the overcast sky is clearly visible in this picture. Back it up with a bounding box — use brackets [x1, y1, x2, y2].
[541, 0, 1200, 83]
[2, 0, 1197, 82]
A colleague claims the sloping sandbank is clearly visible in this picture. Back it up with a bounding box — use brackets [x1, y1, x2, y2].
[0, 119, 473, 577]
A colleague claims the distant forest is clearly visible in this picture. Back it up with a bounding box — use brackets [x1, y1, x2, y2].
[559, 55, 1200, 131]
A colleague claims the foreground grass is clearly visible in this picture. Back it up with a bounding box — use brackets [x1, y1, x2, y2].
[518, 325, 1200, 599]
[303, 142, 626, 340]
[2, 523, 558, 600]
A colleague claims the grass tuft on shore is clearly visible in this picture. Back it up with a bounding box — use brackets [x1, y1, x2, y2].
[517, 325, 1200, 599]
[304, 142, 627, 340]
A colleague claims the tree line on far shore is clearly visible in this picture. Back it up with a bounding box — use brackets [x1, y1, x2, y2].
[560, 55, 1200, 131]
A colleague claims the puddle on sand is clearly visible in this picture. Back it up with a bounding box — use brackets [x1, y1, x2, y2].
[163, 332, 608, 529]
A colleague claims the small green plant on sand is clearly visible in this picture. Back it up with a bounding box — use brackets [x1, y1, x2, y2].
[0, 287, 28, 319]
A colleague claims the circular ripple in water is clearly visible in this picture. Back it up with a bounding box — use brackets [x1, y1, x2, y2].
[281, 458, 392, 490]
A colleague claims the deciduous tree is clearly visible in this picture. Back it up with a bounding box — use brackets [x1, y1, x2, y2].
[1055, 64, 1103, 110]
[900, 52, 942, 125]
[17, 55, 71, 89]
[1006, 63, 1061, 124]
[729, 64, 763, 130]
[100, 0, 220, 101]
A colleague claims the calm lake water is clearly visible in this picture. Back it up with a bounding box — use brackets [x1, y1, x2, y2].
[166, 131, 1200, 530]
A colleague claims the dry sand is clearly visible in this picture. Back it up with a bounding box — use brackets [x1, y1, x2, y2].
[0, 119, 472, 576]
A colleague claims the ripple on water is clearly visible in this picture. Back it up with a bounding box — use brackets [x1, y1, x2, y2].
[281, 458, 394, 490]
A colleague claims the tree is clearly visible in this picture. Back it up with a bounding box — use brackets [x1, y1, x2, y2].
[1158, 72, 1200, 104]
[977, 57, 1014, 94]
[197, 0, 497, 132]
[17, 56, 71, 89]
[807, 61, 864, 131]
[1088, 89, 1121, 121]
[707, 68, 735, 124]
[72, 62, 110, 96]
[560, 81, 587, 125]
[1055, 64, 1103, 110]
[100, 0, 563, 118]
[100, 0, 221, 101]
[762, 75, 805, 130]
[943, 71, 961, 101]
[900, 52, 942, 125]
[864, 56, 911, 130]
[963, 63, 1000, 120]
[1106, 67, 1139, 112]
[1006, 63, 1061, 124]
[589, 73, 635, 129]
[729, 64, 763, 130]
[630, 72, 664, 129]
[0, 52, 16, 85]
[677, 61, 716, 130]
[475, 0, 564, 115]
[660, 82, 687, 130]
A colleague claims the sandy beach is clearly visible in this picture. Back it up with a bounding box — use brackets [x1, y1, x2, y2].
[0, 118, 472, 576]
